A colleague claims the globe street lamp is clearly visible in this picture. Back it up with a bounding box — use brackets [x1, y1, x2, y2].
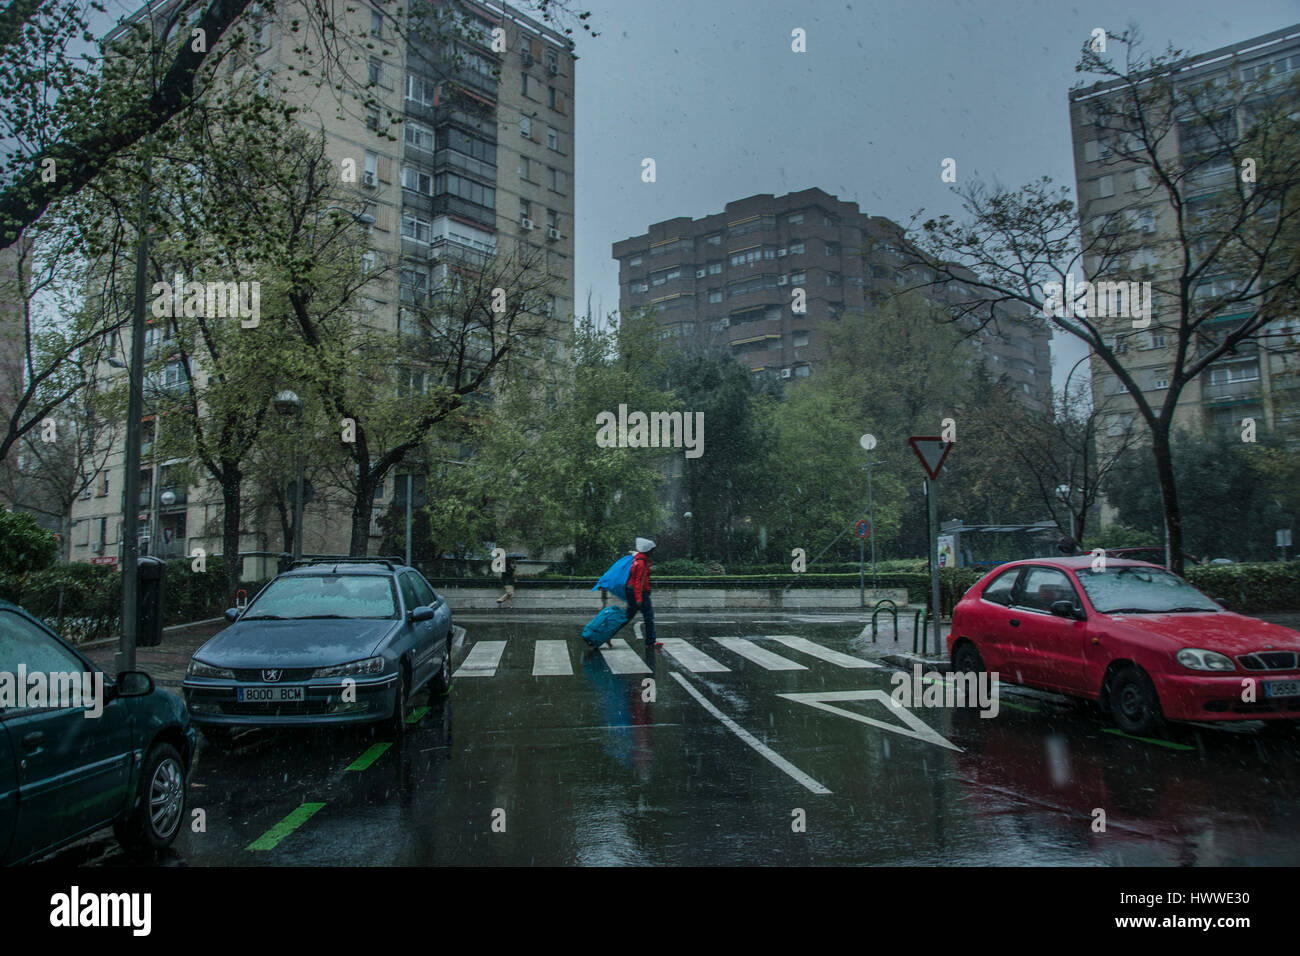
[274, 390, 305, 561]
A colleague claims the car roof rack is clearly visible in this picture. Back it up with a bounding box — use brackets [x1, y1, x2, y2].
[292, 556, 405, 571]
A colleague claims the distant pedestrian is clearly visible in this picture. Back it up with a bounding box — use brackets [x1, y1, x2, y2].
[496, 557, 516, 609]
[625, 537, 661, 649]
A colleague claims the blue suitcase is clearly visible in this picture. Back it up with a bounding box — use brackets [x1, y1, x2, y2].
[582, 605, 630, 647]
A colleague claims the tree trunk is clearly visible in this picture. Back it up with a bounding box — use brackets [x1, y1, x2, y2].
[1151, 430, 1184, 576]
[350, 470, 378, 557]
[221, 472, 242, 605]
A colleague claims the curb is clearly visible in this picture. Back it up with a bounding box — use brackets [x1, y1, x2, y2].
[77, 617, 225, 650]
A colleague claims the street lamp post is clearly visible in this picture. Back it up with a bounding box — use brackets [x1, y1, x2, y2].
[274, 390, 305, 561]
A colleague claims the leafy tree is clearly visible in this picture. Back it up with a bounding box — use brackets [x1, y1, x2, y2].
[0, 508, 58, 575]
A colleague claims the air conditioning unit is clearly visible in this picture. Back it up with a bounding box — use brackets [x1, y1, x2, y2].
[546, 62, 558, 75]
[777, 276, 788, 286]
[696, 269, 706, 278]
[777, 249, 787, 257]
[781, 368, 792, 379]
[520, 217, 535, 231]
[522, 52, 535, 67]
[362, 170, 377, 188]
[547, 227, 561, 240]
[91, 541, 105, 553]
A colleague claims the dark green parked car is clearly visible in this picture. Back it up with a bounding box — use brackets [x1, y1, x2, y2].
[0, 600, 195, 864]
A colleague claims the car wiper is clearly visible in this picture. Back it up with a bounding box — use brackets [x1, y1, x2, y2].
[298, 614, 354, 619]
[1103, 607, 1157, 614]
[1161, 606, 1219, 613]
[242, 613, 285, 620]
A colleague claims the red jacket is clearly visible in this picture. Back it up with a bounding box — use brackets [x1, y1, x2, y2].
[628, 552, 651, 603]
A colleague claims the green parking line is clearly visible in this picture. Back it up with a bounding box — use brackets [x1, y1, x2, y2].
[345, 742, 392, 771]
[1103, 728, 1195, 750]
[247, 802, 325, 851]
[997, 699, 1039, 713]
[406, 706, 429, 725]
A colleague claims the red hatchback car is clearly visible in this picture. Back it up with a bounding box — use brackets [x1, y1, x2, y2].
[948, 556, 1300, 736]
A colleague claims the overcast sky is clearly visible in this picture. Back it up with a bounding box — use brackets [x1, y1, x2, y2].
[571, 0, 1300, 393]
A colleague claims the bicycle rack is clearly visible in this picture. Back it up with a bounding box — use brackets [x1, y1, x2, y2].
[870, 599, 898, 643]
[912, 605, 927, 655]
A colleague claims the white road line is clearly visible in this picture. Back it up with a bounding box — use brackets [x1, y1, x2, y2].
[765, 635, 880, 669]
[532, 640, 572, 676]
[670, 673, 830, 795]
[600, 638, 652, 674]
[659, 638, 731, 673]
[713, 637, 807, 671]
[454, 640, 507, 677]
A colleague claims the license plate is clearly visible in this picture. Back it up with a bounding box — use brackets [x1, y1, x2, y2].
[1264, 680, 1300, 699]
[238, 686, 305, 702]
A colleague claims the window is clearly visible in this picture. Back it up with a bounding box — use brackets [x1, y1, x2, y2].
[1149, 332, 1166, 349]
[406, 73, 437, 105]
[547, 127, 559, 151]
[730, 248, 766, 266]
[521, 73, 532, 97]
[629, 255, 642, 266]
[518, 156, 531, 180]
[790, 270, 806, 285]
[1106, 413, 1136, 437]
[547, 167, 566, 194]
[707, 290, 722, 303]
[1097, 175, 1114, 198]
[369, 57, 382, 87]
[0, 610, 88, 710]
[546, 209, 557, 230]
[361, 250, 376, 273]
[1150, 375, 1169, 390]
[366, 106, 379, 130]
[402, 165, 434, 195]
[826, 272, 841, 287]
[707, 261, 722, 275]
[97, 471, 110, 497]
[435, 172, 494, 208]
[794, 365, 811, 377]
[1133, 167, 1153, 191]
[401, 212, 432, 243]
[1114, 334, 1128, 354]
[630, 281, 648, 293]
[548, 86, 565, 112]
[520, 115, 532, 138]
[787, 212, 804, 225]
[649, 267, 681, 286]
[793, 332, 809, 347]
[519, 199, 531, 220]
[1014, 566, 1078, 612]
[705, 233, 722, 245]
[370, 9, 382, 35]
[788, 241, 805, 254]
[365, 151, 378, 180]
[825, 243, 839, 256]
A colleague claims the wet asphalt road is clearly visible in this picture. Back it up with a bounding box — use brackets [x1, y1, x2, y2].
[48, 613, 1300, 866]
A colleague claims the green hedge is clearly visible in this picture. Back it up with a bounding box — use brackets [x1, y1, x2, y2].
[1185, 562, 1300, 613]
[0, 556, 257, 645]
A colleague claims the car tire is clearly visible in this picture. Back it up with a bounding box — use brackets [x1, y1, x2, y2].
[431, 641, 452, 698]
[951, 640, 984, 675]
[389, 666, 409, 737]
[114, 742, 187, 857]
[1108, 664, 1165, 737]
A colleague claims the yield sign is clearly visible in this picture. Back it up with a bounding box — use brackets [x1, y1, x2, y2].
[777, 690, 962, 752]
[908, 436, 953, 480]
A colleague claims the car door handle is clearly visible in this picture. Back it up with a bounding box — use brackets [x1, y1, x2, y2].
[21, 731, 44, 750]
[1008, 619, 1020, 627]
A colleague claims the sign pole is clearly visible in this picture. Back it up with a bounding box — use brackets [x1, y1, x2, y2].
[406, 474, 413, 567]
[859, 538, 865, 608]
[928, 477, 941, 657]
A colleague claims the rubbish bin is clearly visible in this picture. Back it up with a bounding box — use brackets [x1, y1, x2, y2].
[137, 555, 166, 648]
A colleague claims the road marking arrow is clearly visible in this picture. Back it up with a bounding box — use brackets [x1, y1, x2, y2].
[777, 690, 962, 752]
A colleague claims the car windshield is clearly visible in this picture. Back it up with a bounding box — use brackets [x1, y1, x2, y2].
[1076, 565, 1220, 614]
[242, 574, 397, 620]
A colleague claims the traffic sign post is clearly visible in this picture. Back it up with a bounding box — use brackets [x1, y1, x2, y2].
[909, 436, 953, 655]
[855, 519, 872, 607]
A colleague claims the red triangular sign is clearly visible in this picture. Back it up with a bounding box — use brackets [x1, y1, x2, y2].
[908, 436, 953, 480]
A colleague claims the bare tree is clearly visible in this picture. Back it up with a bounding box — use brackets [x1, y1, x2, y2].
[907, 31, 1300, 574]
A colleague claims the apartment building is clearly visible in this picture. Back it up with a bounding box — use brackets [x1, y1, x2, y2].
[612, 188, 1052, 408]
[68, 0, 575, 567]
[1070, 23, 1300, 452]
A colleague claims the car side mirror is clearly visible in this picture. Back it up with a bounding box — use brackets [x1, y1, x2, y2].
[1051, 600, 1081, 620]
[115, 671, 154, 698]
[410, 606, 436, 623]
[225, 607, 242, 623]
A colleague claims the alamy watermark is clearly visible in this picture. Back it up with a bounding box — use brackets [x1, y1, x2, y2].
[890, 664, 999, 718]
[595, 404, 704, 459]
[151, 279, 261, 328]
[1042, 274, 1152, 328]
[0, 666, 105, 718]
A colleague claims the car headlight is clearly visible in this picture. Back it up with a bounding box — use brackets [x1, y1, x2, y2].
[187, 659, 236, 679]
[312, 656, 387, 679]
[1176, 648, 1236, 671]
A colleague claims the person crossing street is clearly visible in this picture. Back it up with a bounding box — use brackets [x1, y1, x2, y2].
[625, 537, 662, 649]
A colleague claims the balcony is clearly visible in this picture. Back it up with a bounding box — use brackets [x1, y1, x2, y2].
[428, 236, 495, 270]
[1202, 378, 1260, 403]
[432, 148, 496, 182]
[431, 194, 495, 230]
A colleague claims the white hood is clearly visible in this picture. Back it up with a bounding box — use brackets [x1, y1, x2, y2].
[635, 537, 656, 553]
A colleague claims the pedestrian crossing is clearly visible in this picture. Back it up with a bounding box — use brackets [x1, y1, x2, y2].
[454, 633, 882, 679]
